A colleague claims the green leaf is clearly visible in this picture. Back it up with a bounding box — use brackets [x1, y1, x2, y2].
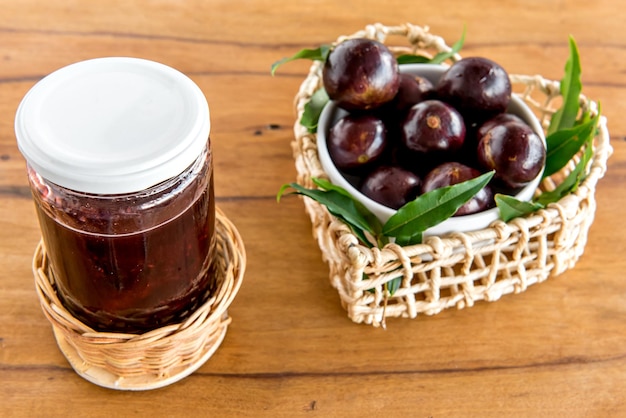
[325, 206, 373, 246]
[364, 275, 402, 296]
[276, 183, 292, 202]
[495, 194, 544, 222]
[393, 232, 423, 246]
[396, 27, 465, 65]
[300, 88, 329, 133]
[428, 27, 466, 64]
[575, 109, 592, 126]
[311, 177, 352, 197]
[277, 181, 381, 247]
[396, 55, 432, 65]
[535, 136, 594, 206]
[386, 277, 402, 296]
[547, 36, 582, 135]
[543, 108, 600, 178]
[382, 171, 494, 238]
[271, 45, 331, 75]
[312, 177, 384, 238]
[312, 178, 372, 214]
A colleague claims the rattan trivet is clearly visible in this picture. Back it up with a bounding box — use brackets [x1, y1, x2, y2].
[291, 23, 612, 327]
[32, 207, 246, 390]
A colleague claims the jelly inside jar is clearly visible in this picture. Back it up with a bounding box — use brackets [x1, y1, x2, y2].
[30, 150, 217, 333]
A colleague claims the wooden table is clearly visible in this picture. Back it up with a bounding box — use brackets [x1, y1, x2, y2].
[1, 1, 625, 416]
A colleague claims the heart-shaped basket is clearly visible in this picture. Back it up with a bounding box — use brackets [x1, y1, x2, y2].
[290, 22, 612, 327]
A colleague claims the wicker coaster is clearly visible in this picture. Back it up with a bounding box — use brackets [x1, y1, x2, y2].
[32, 207, 246, 390]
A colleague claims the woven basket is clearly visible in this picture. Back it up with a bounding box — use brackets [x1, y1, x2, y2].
[32, 207, 246, 390]
[291, 23, 612, 327]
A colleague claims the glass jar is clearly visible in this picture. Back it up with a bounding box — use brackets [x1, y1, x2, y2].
[15, 57, 217, 334]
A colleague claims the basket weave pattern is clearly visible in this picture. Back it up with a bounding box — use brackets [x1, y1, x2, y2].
[291, 23, 612, 327]
[33, 207, 246, 387]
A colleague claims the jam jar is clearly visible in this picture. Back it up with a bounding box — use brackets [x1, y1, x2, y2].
[15, 57, 217, 334]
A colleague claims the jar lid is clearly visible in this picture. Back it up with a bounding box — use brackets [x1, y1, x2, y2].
[15, 57, 210, 194]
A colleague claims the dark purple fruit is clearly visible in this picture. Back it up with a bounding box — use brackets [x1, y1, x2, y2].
[327, 113, 387, 173]
[476, 113, 525, 139]
[436, 57, 512, 122]
[477, 121, 546, 188]
[374, 74, 435, 150]
[387, 73, 434, 112]
[360, 165, 421, 210]
[401, 99, 466, 154]
[323, 38, 400, 111]
[421, 162, 494, 216]
[461, 113, 525, 166]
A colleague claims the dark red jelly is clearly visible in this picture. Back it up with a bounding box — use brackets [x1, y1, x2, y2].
[29, 147, 217, 333]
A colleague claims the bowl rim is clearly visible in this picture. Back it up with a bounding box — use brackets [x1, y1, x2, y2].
[316, 63, 546, 237]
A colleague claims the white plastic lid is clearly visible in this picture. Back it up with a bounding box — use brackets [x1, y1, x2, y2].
[15, 57, 210, 194]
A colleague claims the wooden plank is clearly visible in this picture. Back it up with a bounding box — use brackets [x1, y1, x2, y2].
[1, 1, 625, 416]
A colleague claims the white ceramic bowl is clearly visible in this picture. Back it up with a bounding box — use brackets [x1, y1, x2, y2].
[316, 63, 545, 237]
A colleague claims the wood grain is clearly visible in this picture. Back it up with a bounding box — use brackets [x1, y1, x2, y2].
[1, 1, 625, 417]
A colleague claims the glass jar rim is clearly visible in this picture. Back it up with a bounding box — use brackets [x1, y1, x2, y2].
[15, 57, 210, 194]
